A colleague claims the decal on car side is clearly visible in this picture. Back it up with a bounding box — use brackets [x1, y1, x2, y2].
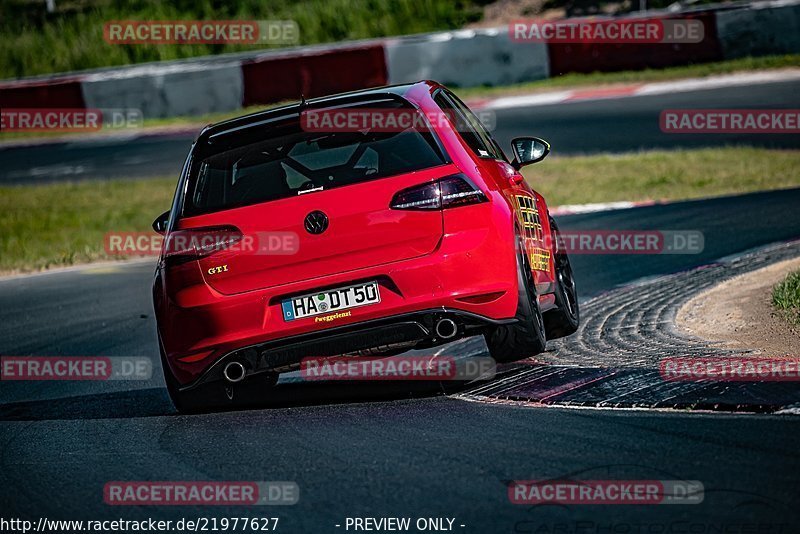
[514, 194, 550, 271]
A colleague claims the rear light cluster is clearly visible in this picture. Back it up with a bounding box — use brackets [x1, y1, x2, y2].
[164, 226, 243, 261]
[390, 174, 488, 210]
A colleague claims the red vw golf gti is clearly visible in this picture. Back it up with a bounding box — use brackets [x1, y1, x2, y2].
[152, 81, 579, 412]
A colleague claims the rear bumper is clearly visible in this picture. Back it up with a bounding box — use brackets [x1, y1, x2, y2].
[156, 201, 521, 386]
[181, 308, 516, 391]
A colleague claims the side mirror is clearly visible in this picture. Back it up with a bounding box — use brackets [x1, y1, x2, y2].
[152, 211, 170, 235]
[511, 137, 550, 170]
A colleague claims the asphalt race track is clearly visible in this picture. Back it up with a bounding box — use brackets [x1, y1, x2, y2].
[2, 187, 800, 531]
[1, 78, 799, 184]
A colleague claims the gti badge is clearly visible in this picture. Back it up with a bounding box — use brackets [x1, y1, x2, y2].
[207, 265, 229, 275]
[304, 210, 329, 235]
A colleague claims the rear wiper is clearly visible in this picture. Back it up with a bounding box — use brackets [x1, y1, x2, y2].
[297, 185, 324, 195]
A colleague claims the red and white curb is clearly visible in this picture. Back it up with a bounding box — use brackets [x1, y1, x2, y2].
[5, 69, 799, 150]
[0, 124, 201, 149]
[550, 200, 657, 216]
[472, 69, 800, 110]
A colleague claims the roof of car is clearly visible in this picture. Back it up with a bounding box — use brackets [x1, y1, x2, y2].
[201, 80, 440, 141]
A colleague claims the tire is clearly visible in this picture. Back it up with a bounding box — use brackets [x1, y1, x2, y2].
[484, 238, 547, 363]
[543, 218, 580, 339]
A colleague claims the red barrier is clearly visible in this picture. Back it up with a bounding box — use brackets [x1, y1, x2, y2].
[547, 12, 723, 75]
[0, 77, 86, 109]
[242, 45, 387, 106]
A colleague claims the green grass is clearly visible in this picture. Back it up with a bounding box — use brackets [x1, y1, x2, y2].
[455, 54, 800, 99]
[0, 177, 176, 273]
[772, 270, 800, 325]
[1, 147, 798, 275]
[1, 0, 484, 79]
[522, 147, 800, 206]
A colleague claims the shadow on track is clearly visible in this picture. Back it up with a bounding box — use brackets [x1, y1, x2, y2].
[0, 378, 483, 421]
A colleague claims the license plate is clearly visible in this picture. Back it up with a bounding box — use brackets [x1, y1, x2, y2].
[281, 281, 381, 321]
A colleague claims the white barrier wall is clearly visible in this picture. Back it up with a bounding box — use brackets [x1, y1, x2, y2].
[716, 1, 800, 59]
[385, 28, 550, 87]
[5, 1, 799, 119]
[80, 61, 244, 119]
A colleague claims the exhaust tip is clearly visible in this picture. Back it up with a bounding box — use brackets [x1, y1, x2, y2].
[435, 318, 458, 340]
[223, 361, 246, 383]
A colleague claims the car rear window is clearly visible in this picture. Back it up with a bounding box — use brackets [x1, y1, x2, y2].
[183, 101, 447, 217]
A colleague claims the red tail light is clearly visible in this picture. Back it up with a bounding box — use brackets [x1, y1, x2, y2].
[390, 174, 488, 210]
[163, 226, 243, 261]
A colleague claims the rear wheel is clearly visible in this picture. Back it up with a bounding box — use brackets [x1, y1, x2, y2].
[543, 218, 580, 339]
[484, 239, 547, 363]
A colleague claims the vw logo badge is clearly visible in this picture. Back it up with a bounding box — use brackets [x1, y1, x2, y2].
[304, 210, 329, 235]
